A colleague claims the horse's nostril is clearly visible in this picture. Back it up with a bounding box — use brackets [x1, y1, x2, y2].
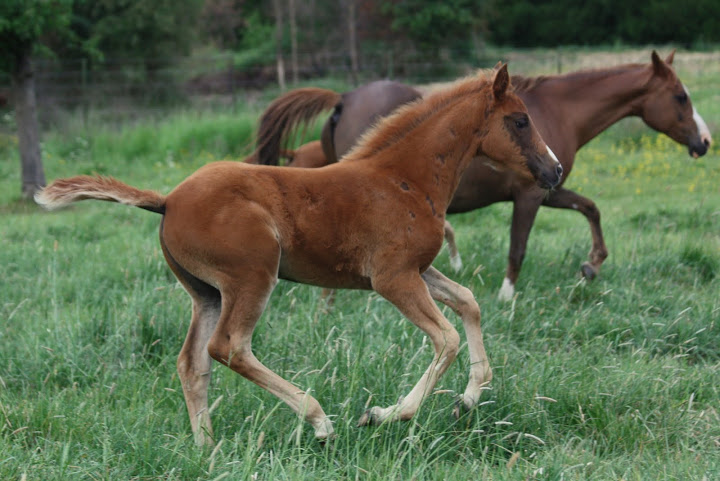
[556, 164, 563, 178]
[704, 138, 711, 147]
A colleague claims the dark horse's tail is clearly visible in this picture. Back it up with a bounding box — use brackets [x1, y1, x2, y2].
[254, 87, 341, 166]
[35, 175, 166, 214]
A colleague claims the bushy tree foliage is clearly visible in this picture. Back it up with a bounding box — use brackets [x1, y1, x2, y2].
[0, 0, 74, 199]
[486, 0, 720, 47]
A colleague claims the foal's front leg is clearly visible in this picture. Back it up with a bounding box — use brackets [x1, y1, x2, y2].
[421, 267, 491, 413]
[542, 187, 608, 279]
[358, 272, 461, 426]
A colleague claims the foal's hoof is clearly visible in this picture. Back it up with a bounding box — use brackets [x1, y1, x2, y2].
[580, 262, 597, 280]
[357, 408, 379, 427]
[452, 399, 469, 420]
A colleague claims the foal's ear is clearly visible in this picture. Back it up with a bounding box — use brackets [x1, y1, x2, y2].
[665, 49, 676, 65]
[493, 63, 510, 102]
[493, 60, 503, 71]
[651, 50, 672, 78]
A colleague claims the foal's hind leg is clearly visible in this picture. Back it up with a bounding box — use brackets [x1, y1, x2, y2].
[444, 220, 463, 272]
[207, 267, 334, 440]
[162, 245, 222, 446]
[421, 267, 491, 414]
[359, 272, 460, 426]
[542, 187, 608, 280]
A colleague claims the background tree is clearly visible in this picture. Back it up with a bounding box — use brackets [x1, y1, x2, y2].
[0, 0, 73, 200]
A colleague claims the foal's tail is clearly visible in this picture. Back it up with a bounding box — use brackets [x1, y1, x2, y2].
[255, 87, 341, 165]
[35, 175, 166, 214]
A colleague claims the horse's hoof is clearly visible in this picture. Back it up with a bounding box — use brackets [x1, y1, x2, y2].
[581, 263, 597, 280]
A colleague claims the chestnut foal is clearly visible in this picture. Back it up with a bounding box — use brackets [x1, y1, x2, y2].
[36, 66, 561, 446]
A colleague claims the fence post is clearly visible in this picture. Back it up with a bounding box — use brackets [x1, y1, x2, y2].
[556, 49, 562, 74]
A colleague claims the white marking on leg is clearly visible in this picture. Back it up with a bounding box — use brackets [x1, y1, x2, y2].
[498, 277, 515, 302]
[314, 416, 335, 439]
[449, 253, 463, 272]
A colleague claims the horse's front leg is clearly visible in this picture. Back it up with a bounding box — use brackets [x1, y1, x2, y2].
[421, 267, 491, 414]
[542, 187, 608, 280]
[499, 194, 542, 301]
[358, 271, 460, 426]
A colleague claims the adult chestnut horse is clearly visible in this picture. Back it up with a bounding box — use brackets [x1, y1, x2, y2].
[256, 51, 712, 301]
[36, 67, 562, 446]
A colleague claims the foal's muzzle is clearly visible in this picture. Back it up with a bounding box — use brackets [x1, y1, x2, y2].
[538, 161, 563, 189]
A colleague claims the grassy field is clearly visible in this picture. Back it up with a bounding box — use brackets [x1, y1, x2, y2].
[1, 51, 719, 480]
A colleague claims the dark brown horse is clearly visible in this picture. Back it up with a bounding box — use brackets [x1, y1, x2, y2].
[255, 51, 712, 300]
[36, 67, 562, 446]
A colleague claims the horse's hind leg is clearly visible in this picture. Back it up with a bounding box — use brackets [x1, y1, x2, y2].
[542, 187, 608, 280]
[444, 219, 463, 272]
[207, 264, 334, 440]
[162, 244, 222, 447]
[359, 272, 460, 426]
[421, 267, 491, 415]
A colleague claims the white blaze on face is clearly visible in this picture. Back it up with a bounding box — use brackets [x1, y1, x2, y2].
[684, 84, 713, 147]
[547, 146, 560, 166]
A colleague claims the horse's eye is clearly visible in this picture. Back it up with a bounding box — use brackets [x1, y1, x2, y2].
[515, 116, 529, 129]
[675, 93, 688, 104]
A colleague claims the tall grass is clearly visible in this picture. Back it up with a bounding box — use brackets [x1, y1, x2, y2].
[1, 53, 719, 480]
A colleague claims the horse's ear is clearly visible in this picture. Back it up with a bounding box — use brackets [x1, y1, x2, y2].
[493, 63, 510, 102]
[651, 50, 672, 78]
[665, 49, 676, 65]
[493, 61, 503, 71]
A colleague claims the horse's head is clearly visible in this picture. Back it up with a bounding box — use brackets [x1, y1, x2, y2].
[639, 50, 712, 158]
[481, 65, 562, 189]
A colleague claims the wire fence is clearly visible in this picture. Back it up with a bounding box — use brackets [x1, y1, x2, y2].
[1, 48, 718, 130]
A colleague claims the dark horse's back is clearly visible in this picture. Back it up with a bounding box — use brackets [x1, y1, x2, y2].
[324, 80, 422, 162]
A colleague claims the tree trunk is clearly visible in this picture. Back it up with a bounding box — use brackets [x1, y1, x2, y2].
[273, 0, 286, 91]
[289, 0, 299, 85]
[12, 50, 45, 201]
[346, 0, 359, 86]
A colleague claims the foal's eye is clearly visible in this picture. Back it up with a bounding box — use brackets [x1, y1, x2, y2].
[515, 116, 529, 129]
[675, 93, 688, 104]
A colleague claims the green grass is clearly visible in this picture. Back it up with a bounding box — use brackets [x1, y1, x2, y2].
[2, 55, 720, 480]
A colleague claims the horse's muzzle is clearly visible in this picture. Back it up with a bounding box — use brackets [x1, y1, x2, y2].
[689, 136, 711, 159]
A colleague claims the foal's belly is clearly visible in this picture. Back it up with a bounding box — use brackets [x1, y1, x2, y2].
[278, 254, 373, 290]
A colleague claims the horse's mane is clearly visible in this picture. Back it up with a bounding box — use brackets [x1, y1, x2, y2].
[344, 70, 495, 161]
[511, 63, 648, 93]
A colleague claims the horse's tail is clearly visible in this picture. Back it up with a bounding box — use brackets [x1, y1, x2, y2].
[255, 87, 341, 165]
[35, 175, 166, 215]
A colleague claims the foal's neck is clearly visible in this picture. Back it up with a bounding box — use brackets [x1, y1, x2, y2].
[370, 100, 482, 213]
[528, 65, 652, 150]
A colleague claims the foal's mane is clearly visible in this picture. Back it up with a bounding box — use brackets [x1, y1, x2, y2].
[344, 71, 495, 161]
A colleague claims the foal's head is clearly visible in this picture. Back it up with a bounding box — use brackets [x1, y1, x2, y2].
[640, 50, 712, 158]
[481, 65, 563, 189]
